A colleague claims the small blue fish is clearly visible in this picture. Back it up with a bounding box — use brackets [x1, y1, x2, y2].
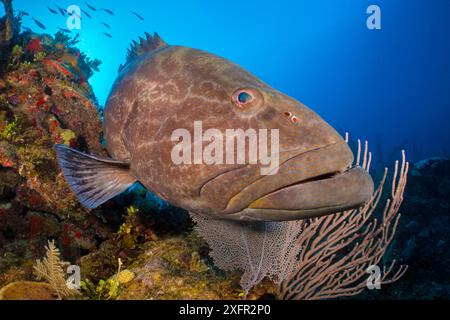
[85, 1, 97, 11]
[130, 11, 145, 21]
[31, 17, 47, 30]
[55, 4, 67, 17]
[17, 10, 30, 16]
[102, 32, 112, 38]
[69, 12, 82, 21]
[81, 9, 92, 18]
[47, 6, 58, 15]
[100, 22, 111, 29]
[101, 8, 115, 15]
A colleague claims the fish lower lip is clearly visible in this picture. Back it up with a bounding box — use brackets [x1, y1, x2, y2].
[248, 166, 374, 214]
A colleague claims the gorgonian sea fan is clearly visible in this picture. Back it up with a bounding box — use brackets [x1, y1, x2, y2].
[190, 213, 304, 296]
[192, 135, 408, 299]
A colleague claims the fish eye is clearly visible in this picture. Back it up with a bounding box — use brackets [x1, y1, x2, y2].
[238, 92, 253, 104]
[232, 88, 257, 108]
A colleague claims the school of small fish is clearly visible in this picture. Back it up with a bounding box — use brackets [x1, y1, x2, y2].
[15, 1, 146, 39]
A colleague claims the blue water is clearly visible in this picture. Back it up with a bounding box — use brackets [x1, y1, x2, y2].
[5, 0, 450, 162]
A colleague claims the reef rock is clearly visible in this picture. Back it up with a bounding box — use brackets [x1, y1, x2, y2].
[78, 233, 275, 300]
[0, 26, 115, 278]
[363, 157, 450, 299]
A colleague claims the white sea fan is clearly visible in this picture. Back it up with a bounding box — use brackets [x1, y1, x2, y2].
[190, 212, 304, 296]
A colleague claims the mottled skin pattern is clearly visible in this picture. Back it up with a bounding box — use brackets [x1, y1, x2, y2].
[104, 45, 373, 221]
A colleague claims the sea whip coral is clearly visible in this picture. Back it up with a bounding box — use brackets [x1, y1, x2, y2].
[278, 141, 408, 299]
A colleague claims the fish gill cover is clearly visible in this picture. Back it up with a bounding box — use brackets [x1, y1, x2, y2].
[0, 0, 449, 302]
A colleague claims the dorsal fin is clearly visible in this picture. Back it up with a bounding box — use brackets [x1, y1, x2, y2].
[118, 32, 169, 73]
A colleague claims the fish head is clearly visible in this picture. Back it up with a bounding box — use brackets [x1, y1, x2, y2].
[152, 47, 374, 221]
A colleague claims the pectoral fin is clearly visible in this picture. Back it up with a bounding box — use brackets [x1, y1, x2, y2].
[54, 144, 137, 209]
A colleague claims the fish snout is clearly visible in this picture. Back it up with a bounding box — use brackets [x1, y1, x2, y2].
[223, 140, 374, 221]
[246, 166, 374, 220]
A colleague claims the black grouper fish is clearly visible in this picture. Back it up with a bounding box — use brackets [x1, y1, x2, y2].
[55, 33, 374, 221]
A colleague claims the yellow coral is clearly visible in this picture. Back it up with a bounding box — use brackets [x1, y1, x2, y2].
[60, 129, 76, 146]
[114, 270, 135, 284]
[0, 117, 20, 142]
[34, 51, 46, 62]
[117, 206, 140, 249]
[11, 44, 23, 57]
[127, 206, 139, 215]
[94, 279, 120, 300]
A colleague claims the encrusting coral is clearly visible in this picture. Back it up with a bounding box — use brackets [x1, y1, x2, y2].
[0, 281, 58, 300]
[0, 1, 119, 290]
[77, 208, 260, 300]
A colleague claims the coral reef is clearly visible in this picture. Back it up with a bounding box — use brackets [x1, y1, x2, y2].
[77, 207, 272, 300]
[0, 23, 414, 300]
[80, 234, 244, 300]
[0, 7, 115, 288]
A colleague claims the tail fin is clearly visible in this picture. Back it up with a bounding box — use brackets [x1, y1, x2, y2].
[54, 144, 137, 209]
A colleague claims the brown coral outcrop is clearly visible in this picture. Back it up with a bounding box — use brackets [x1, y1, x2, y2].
[0, 25, 113, 275]
[0, 281, 58, 300]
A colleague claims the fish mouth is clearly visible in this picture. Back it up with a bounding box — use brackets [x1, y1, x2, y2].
[241, 166, 374, 221]
[223, 167, 374, 221]
[222, 141, 374, 221]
